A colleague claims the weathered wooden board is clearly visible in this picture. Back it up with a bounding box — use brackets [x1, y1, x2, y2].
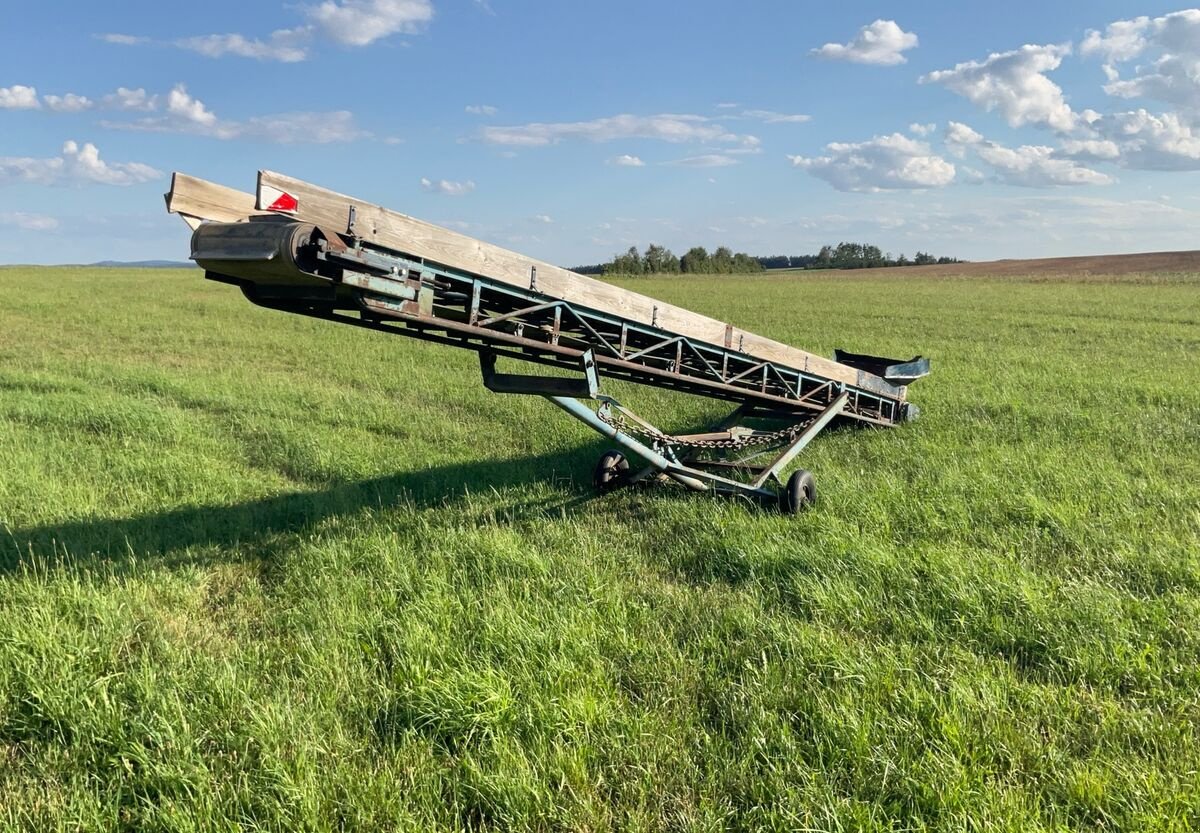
[255, 170, 871, 387]
[164, 173, 264, 225]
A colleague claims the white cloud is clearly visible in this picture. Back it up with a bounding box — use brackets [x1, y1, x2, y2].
[420, 177, 475, 196]
[921, 44, 1077, 131]
[812, 20, 918, 66]
[975, 144, 1112, 187]
[1, 85, 154, 114]
[43, 93, 93, 113]
[101, 87, 158, 111]
[177, 28, 310, 62]
[1085, 109, 1200, 170]
[741, 109, 811, 124]
[716, 102, 740, 109]
[909, 122, 936, 136]
[1058, 138, 1121, 161]
[98, 33, 148, 45]
[944, 121, 1113, 187]
[665, 154, 739, 168]
[108, 84, 365, 144]
[1081, 16, 1152, 65]
[480, 113, 757, 147]
[532, 214, 554, 224]
[0, 211, 59, 231]
[1083, 10, 1200, 121]
[789, 133, 955, 192]
[465, 104, 498, 115]
[0, 85, 40, 110]
[609, 154, 645, 167]
[0, 141, 161, 187]
[240, 111, 365, 143]
[165, 85, 218, 127]
[307, 0, 434, 47]
[109, 0, 433, 63]
[943, 121, 985, 152]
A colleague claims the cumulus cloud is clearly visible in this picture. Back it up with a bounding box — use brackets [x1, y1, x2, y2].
[789, 133, 955, 192]
[164, 84, 218, 127]
[0, 141, 161, 187]
[812, 20, 918, 66]
[975, 144, 1112, 187]
[465, 104, 498, 115]
[0, 85, 40, 110]
[943, 121, 985, 151]
[921, 44, 1077, 131]
[176, 28, 310, 62]
[306, 0, 434, 46]
[1058, 138, 1122, 161]
[1083, 10, 1200, 121]
[0, 211, 59, 231]
[420, 177, 475, 196]
[531, 214, 554, 224]
[107, 0, 433, 62]
[944, 121, 1113, 186]
[101, 87, 158, 111]
[43, 93, 93, 112]
[1083, 109, 1200, 170]
[480, 113, 758, 147]
[1081, 17, 1153, 66]
[608, 154, 645, 167]
[107, 84, 366, 143]
[909, 122, 936, 136]
[3, 85, 153, 113]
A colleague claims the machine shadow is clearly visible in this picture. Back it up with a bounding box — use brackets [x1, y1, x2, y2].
[2, 444, 606, 575]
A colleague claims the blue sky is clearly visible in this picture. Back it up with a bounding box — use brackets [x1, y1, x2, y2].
[3, 1, 1200, 265]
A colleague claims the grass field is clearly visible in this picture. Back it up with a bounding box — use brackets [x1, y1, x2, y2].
[1, 265, 1199, 831]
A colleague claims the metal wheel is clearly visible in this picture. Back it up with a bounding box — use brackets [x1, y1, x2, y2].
[780, 469, 816, 514]
[593, 450, 630, 494]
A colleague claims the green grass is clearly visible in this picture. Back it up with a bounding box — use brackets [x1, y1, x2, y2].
[1, 265, 1198, 831]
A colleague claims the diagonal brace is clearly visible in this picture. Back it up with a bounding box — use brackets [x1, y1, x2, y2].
[751, 391, 849, 488]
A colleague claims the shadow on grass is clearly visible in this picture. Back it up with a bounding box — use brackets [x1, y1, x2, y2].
[2, 444, 605, 574]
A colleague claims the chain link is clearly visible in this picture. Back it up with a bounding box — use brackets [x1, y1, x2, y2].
[597, 406, 814, 451]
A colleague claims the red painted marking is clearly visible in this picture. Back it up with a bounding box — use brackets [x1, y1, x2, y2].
[267, 191, 298, 212]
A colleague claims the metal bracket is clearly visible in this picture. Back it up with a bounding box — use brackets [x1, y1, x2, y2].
[480, 349, 599, 398]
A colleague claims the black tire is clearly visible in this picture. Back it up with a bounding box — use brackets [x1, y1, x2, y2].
[780, 469, 817, 514]
[593, 450, 630, 494]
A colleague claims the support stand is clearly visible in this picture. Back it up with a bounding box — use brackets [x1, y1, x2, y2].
[481, 350, 847, 513]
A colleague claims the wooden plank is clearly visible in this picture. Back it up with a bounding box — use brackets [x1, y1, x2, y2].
[164, 172, 263, 225]
[256, 170, 873, 388]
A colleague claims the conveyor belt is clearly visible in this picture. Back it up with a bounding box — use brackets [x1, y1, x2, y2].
[188, 216, 926, 427]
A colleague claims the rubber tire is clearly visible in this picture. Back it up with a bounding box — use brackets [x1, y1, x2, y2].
[781, 469, 817, 514]
[593, 450, 630, 494]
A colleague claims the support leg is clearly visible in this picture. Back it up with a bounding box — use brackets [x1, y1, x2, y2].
[751, 392, 848, 489]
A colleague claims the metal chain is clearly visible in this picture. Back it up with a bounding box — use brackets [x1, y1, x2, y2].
[597, 407, 814, 451]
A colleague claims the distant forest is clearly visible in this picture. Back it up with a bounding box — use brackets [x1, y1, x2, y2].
[574, 242, 964, 275]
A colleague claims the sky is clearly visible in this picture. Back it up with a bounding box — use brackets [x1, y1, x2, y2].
[3, 1, 1200, 265]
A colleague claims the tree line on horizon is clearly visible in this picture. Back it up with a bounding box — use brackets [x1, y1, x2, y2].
[573, 241, 963, 275]
[573, 245, 764, 276]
